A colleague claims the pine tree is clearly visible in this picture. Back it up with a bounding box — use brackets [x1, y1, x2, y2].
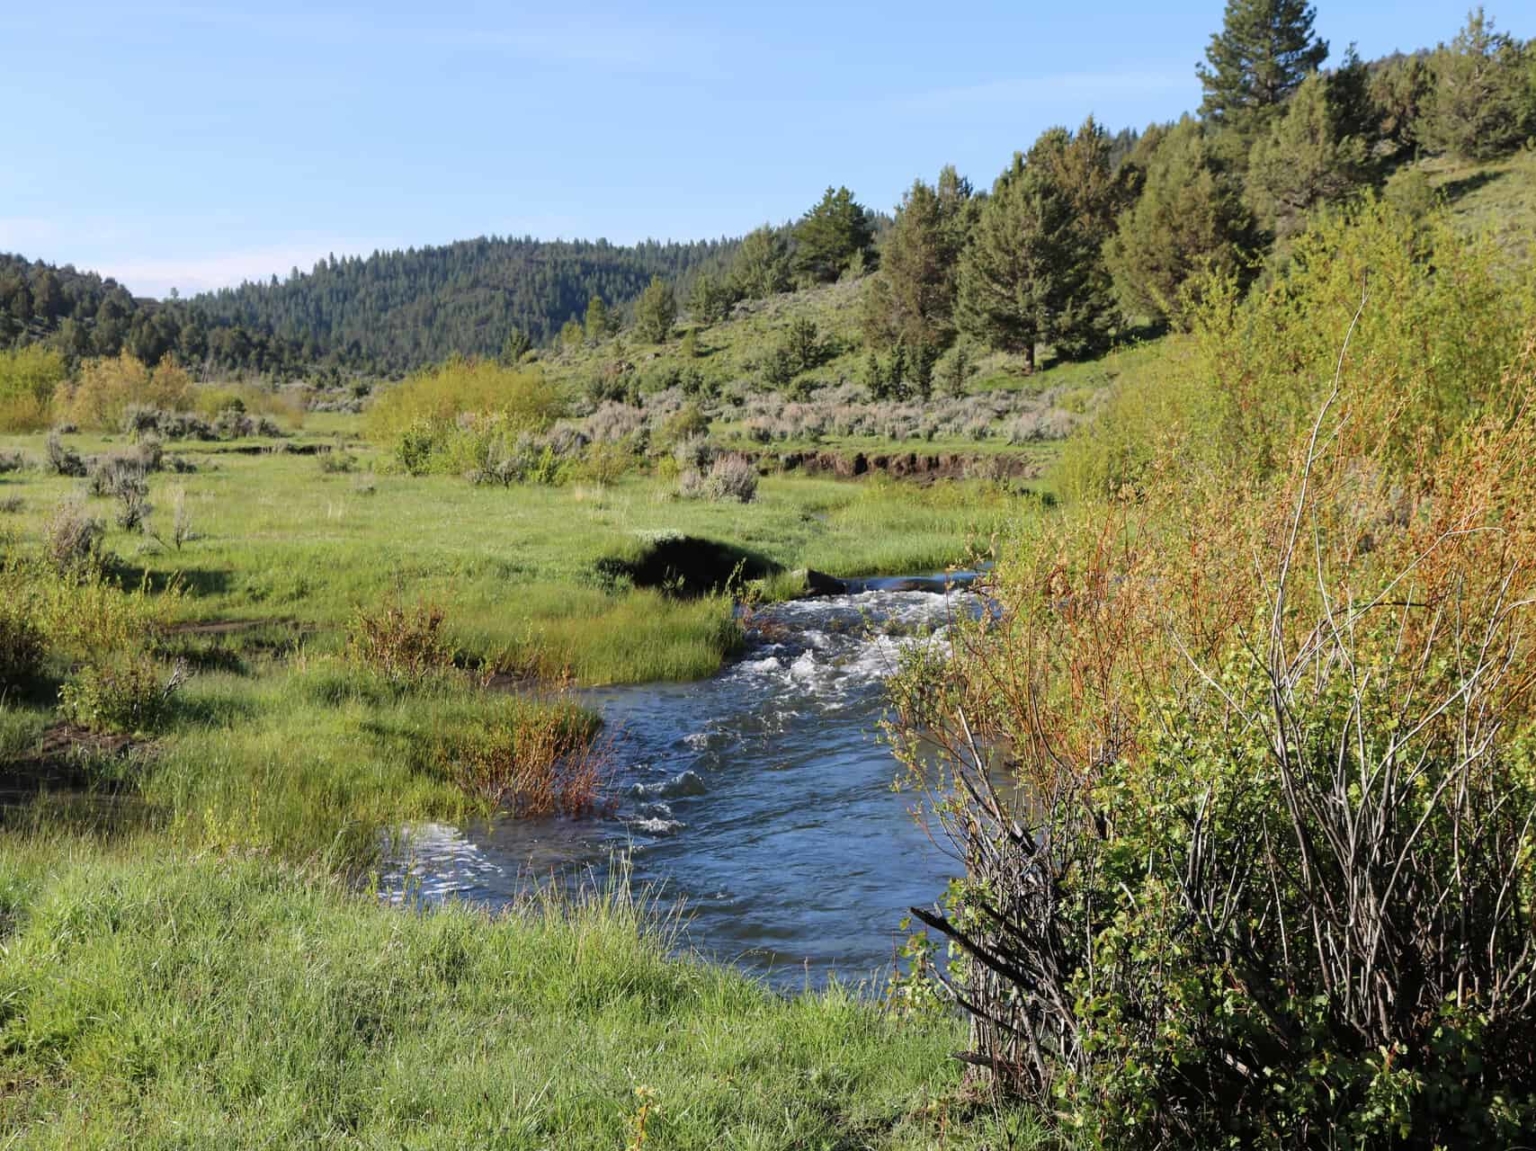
[584, 296, 611, 343]
[1246, 69, 1377, 239]
[862, 165, 974, 353]
[632, 276, 677, 344]
[864, 350, 887, 398]
[1368, 53, 1435, 155]
[501, 328, 532, 364]
[1422, 9, 1531, 161]
[730, 226, 792, 299]
[688, 272, 732, 324]
[1197, 0, 1329, 139]
[956, 128, 1119, 369]
[792, 187, 876, 284]
[1104, 118, 1254, 328]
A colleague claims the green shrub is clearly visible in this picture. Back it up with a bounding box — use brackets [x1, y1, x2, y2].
[366, 358, 564, 449]
[0, 603, 46, 691]
[59, 655, 184, 733]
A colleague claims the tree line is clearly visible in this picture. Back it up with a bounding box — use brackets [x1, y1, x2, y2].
[836, 3, 1536, 376]
[1, 4, 1531, 381]
[0, 236, 738, 378]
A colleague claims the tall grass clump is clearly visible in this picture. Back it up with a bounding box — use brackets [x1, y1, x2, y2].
[893, 206, 1536, 1146]
[0, 843, 1008, 1149]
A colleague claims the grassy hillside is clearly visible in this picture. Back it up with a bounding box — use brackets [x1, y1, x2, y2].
[1428, 147, 1536, 258]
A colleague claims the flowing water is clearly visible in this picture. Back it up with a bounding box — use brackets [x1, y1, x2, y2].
[382, 577, 974, 990]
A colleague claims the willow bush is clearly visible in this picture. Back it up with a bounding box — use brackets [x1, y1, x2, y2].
[365, 356, 566, 474]
[893, 203, 1536, 1146]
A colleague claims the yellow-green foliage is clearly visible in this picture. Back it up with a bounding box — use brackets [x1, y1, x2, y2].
[57, 351, 196, 431]
[365, 357, 565, 444]
[194, 381, 307, 429]
[0, 345, 67, 432]
[1058, 198, 1536, 499]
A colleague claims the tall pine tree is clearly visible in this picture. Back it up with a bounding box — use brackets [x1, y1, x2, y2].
[1197, 0, 1328, 140]
[956, 127, 1118, 370]
[861, 165, 974, 353]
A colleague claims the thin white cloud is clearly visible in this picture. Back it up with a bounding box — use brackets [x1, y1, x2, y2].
[104, 242, 389, 298]
[894, 69, 1193, 114]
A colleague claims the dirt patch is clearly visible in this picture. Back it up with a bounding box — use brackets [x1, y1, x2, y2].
[1, 723, 141, 800]
[762, 449, 1042, 483]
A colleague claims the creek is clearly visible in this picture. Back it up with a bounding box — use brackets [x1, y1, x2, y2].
[382, 577, 975, 990]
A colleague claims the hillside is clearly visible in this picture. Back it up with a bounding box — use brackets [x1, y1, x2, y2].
[188, 235, 740, 372]
[0, 235, 740, 378]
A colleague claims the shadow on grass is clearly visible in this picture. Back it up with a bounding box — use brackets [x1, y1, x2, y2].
[111, 560, 234, 598]
[1439, 168, 1502, 204]
[590, 534, 782, 598]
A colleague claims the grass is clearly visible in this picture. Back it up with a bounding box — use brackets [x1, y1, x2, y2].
[1429, 148, 1536, 261]
[0, 431, 1028, 684]
[0, 841, 1050, 1149]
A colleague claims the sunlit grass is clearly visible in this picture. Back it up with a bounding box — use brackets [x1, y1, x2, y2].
[0, 841, 1050, 1149]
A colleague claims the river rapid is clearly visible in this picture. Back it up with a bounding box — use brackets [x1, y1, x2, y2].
[381, 578, 972, 990]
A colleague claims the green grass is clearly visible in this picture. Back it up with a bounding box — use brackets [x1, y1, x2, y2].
[0, 434, 1029, 684]
[1429, 149, 1536, 261]
[0, 841, 1049, 1149]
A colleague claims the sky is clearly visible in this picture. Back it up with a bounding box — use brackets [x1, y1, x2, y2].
[0, 1, 1513, 298]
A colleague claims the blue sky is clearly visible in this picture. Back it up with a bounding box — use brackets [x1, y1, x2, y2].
[0, 1, 1511, 298]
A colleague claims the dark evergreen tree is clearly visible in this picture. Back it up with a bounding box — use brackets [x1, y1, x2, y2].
[633, 276, 677, 344]
[1197, 0, 1329, 139]
[1423, 9, 1532, 160]
[1246, 69, 1378, 239]
[861, 165, 974, 353]
[792, 187, 876, 284]
[956, 126, 1119, 368]
[1104, 118, 1255, 327]
[730, 226, 793, 299]
[1368, 53, 1435, 155]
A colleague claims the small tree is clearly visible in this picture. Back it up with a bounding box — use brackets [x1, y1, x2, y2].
[1422, 8, 1532, 161]
[688, 272, 733, 324]
[584, 296, 612, 343]
[730, 226, 793, 299]
[501, 328, 532, 364]
[792, 187, 876, 284]
[632, 277, 677, 344]
[783, 316, 824, 373]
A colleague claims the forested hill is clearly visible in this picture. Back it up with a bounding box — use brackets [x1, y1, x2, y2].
[189, 236, 739, 372]
[0, 235, 739, 377]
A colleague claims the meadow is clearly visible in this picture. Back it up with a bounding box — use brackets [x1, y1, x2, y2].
[0, 406, 1051, 1147]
